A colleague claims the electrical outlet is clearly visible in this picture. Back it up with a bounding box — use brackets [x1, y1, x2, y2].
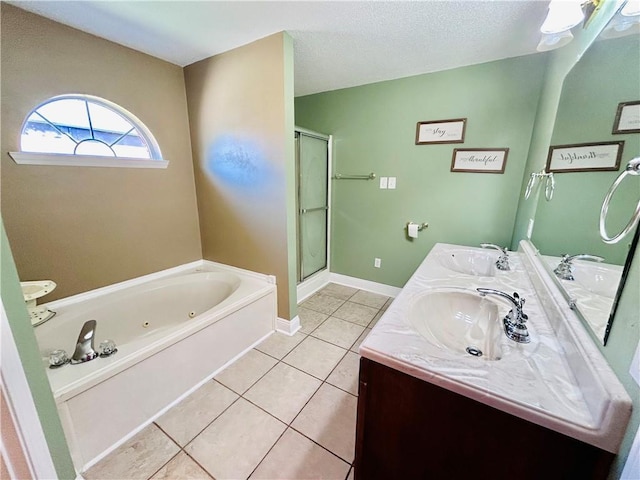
[374, 258, 381, 268]
[379, 177, 388, 189]
[388, 177, 397, 189]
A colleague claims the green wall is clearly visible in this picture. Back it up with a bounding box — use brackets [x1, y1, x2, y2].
[296, 55, 546, 287]
[1, 220, 76, 479]
[532, 34, 640, 265]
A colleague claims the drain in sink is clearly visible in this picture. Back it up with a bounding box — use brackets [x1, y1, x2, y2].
[466, 346, 483, 357]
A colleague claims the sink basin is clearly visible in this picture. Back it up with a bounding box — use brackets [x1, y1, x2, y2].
[433, 251, 496, 277]
[409, 290, 503, 360]
[572, 263, 622, 298]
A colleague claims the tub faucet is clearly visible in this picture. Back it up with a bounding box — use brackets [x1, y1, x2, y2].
[476, 289, 530, 344]
[71, 320, 99, 364]
[480, 243, 510, 271]
[553, 254, 604, 281]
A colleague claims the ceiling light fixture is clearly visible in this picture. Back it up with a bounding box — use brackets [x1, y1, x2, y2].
[621, 0, 640, 16]
[536, 30, 575, 51]
[540, 0, 585, 34]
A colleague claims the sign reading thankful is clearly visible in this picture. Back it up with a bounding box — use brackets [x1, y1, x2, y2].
[546, 142, 624, 172]
[451, 148, 509, 173]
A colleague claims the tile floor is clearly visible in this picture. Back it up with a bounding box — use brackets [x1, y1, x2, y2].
[84, 283, 392, 480]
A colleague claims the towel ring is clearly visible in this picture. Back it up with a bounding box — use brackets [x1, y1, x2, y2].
[599, 157, 640, 245]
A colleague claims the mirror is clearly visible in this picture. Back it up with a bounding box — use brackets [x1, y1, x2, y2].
[531, 10, 640, 345]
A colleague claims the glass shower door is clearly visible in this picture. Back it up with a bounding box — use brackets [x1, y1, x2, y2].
[297, 132, 328, 282]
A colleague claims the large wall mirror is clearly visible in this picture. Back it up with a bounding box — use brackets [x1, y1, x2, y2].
[531, 10, 640, 345]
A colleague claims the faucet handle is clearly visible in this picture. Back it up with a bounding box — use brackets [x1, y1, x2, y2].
[555, 254, 604, 281]
[480, 243, 510, 271]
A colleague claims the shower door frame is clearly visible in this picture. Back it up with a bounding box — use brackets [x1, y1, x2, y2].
[295, 127, 332, 287]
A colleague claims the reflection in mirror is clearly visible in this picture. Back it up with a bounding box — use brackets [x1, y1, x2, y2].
[531, 11, 640, 345]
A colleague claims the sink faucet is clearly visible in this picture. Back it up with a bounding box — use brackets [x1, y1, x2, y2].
[71, 320, 99, 364]
[553, 254, 604, 281]
[476, 289, 530, 344]
[480, 244, 510, 271]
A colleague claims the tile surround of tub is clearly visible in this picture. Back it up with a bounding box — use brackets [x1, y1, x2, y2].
[83, 283, 389, 480]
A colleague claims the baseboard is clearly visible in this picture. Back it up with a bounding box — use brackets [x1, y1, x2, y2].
[276, 315, 301, 336]
[329, 273, 402, 298]
[297, 270, 331, 302]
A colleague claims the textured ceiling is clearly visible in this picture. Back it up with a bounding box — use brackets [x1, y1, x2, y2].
[8, 1, 550, 96]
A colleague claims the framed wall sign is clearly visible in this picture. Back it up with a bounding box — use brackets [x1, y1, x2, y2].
[450, 148, 509, 173]
[546, 141, 624, 173]
[613, 101, 640, 134]
[415, 118, 466, 144]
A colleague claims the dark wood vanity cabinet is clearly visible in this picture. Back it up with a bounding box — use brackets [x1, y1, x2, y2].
[355, 357, 614, 480]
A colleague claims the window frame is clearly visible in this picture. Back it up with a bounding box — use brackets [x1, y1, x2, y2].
[9, 94, 168, 169]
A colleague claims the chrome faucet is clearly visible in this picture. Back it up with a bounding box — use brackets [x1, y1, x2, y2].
[476, 289, 530, 344]
[71, 320, 99, 364]
[553, 254, 604, 281]
[480, 243, 510, 271]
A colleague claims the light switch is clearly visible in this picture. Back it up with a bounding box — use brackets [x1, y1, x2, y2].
[379, 177, 388, 189]
[388, 177, 397, 189]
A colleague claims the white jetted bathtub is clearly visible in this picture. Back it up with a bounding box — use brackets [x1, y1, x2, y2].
[34, 261, 277, 472]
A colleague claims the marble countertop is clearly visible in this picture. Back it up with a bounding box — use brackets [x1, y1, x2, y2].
[359, 243, 630, 452]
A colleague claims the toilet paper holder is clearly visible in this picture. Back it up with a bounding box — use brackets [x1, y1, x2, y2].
[406, 222, 428, 232]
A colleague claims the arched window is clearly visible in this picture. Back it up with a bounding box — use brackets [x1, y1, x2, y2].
[10, 95, 167, 168]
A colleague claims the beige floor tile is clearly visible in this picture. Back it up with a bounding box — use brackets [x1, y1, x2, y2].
[332, 301, 378, 326]
[251, 428, 350, 480]
[256, 331, 306, 359]
[311, 317, 365, 349]
[283, 336, 347, 380]
[302, 292, 346, 315]
[156, 380, 238, 446]
[244, 362, 322, 423]
[349, 290, 389, 309]
[368, 310, 384, 328]
[326, 351, 361, 396]
[186, 398, 286, 480]
[84, 424, 179, 480]
[292, 383, 358, 463]
[350, 328, 371, 353]
[150, 452, 212, 480]
[298, 306, 329, 334]
[215, 349, 277, 394]
[319, 283, 359, 300]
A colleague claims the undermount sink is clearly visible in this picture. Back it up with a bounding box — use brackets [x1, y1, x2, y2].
[409, 289, 503, 360]
[433, 250, 496, 277]
[571, 263, 622, 298]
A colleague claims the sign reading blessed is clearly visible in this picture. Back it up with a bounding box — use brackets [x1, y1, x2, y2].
[450, 148, 509, 173]
[415, 118, 466, 144]
[546, 141, 624, 173]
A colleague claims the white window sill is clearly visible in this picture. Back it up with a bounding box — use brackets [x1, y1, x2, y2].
[8, 152, 169, 169]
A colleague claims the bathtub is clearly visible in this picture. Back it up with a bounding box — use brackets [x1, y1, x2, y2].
[34, 260, 277, 472]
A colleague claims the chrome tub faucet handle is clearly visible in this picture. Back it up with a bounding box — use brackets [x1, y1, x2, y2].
[71, 319, 99, 364]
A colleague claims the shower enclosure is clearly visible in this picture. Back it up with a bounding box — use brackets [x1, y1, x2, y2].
[295, 128, 330, 284]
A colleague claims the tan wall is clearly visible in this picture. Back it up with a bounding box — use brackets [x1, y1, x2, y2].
[0, 4, 202, 300]
[184, 33, 295, 319]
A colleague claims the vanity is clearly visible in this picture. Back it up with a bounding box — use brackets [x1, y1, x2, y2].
[355, 242, 632, 479]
